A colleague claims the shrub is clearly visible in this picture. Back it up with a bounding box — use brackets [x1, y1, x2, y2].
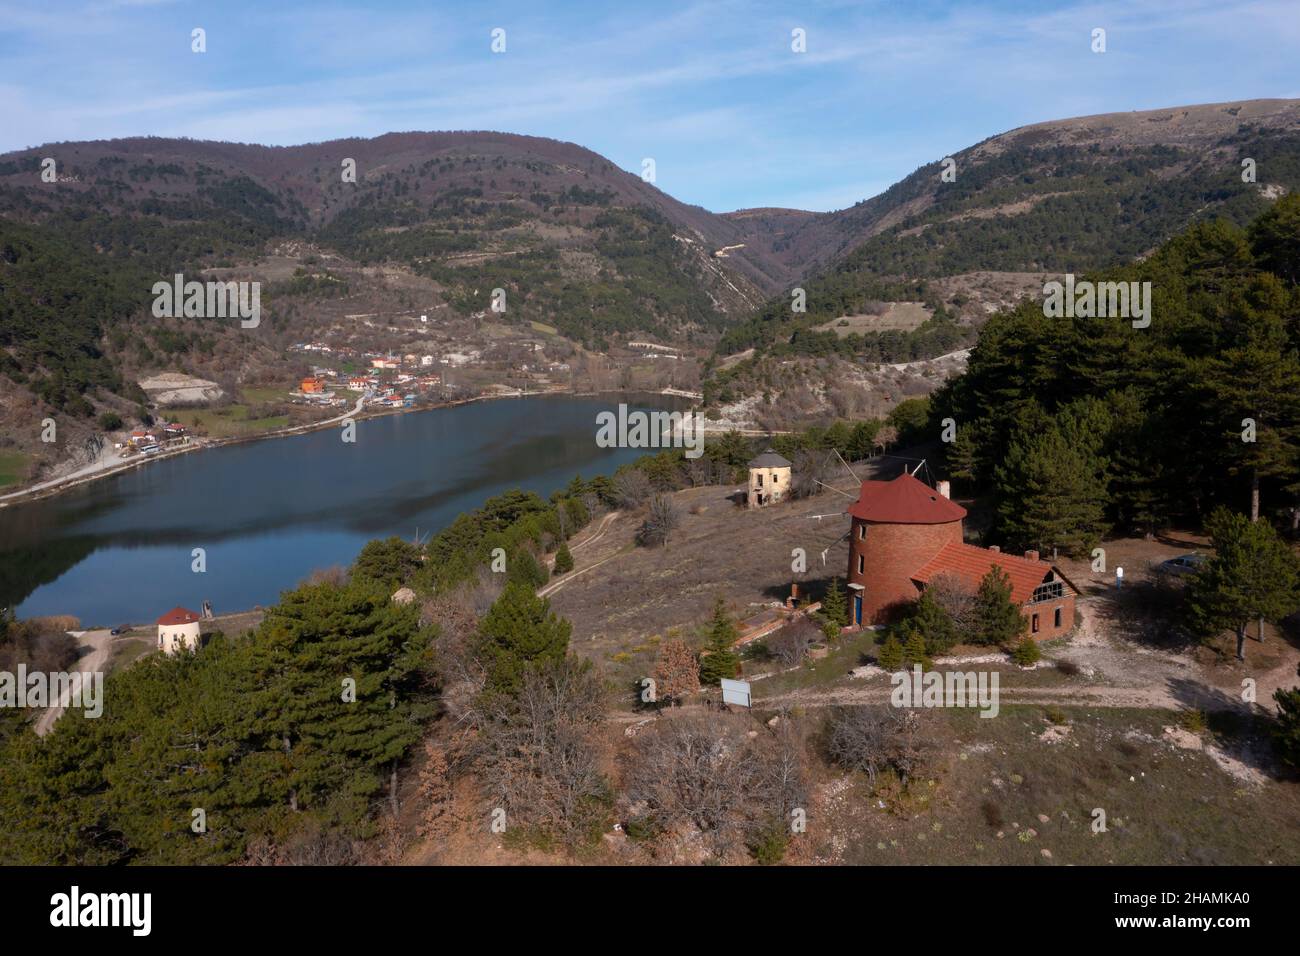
[747, 824, 789, 865]
[876, 635, 904, 671]
[1012, 636, 1041, 665]
[552, 541, 574, 576]
[902, 626, 932, 670]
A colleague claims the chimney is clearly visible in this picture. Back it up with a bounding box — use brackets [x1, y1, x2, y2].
[1025, 549, 1040, 561]
[936, 480, 951, 499]
[989, 545, 1000, 553]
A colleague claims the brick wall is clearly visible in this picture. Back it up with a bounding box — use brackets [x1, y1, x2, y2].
[847, 518, 963, 623]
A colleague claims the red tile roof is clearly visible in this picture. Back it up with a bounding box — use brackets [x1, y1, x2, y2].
[910, 541, 1064, 604]
[156, 606, 200, 626]
[846, 472, 967, 524]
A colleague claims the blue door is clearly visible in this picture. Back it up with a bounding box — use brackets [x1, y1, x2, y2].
[853, 595, 863, 625]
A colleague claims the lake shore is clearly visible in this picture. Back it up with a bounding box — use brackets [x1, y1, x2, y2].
[0, 383, 674, 508]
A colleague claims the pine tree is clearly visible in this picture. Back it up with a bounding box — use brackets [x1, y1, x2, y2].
[820, 576, 847, 630]
[901, 624, 931, 670]
[552, 541, 574, 576]
[876, 634, 904, 671]
[1273, 666, 1300, 769]
[913, 589, 958, 655]
[1206, 308, 1300, 520]
[477, 581, 572, 693]
[974, 566, 1026, 648]
[995, 423, 1108, 557]
[697, 598, 740, 686]
[1012, 635, 1041, 665]
[1187, 508, 1300, 661]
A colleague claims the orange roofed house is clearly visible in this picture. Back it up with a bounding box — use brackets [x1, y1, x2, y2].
[844, 470, 1078, 640]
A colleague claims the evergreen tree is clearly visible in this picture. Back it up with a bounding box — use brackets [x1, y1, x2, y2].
[505, 548, 548, 590]
[1205, 304, 1300, 520]
[1273, 666, 1300, 770]
[995, 423, 1108, 557]
[974, 567, 1026, 648]
[1187, 508, 1300, 661]
[876, 635, 904, 671]
[352, 536, 422, 588]
[820, 576, 847, 630]
[477, 582, 572, 694]
[552, 540, 574, 576]
[1012, 635, 1041, 665]
[912, 589, 958, 655]
[697, 598, 740, 686]
[900, 624, 931, 670]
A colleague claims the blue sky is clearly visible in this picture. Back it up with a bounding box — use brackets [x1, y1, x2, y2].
[1, 0, 1296, 212]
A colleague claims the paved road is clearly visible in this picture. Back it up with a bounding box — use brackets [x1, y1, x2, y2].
[35, 628, 113, 736]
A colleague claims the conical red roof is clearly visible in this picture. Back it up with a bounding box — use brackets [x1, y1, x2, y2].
[156, 606, 200, 626]
[846, 472, 967, 524]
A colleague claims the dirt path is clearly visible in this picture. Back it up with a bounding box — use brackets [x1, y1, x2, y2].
[35, 628, 112, 736]
[756, 593, 1300, 716]
[539, 512, 623, 598]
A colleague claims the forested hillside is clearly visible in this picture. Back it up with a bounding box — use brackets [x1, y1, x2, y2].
[713, 100, 1300, 361]
[932, 194, 1300, 555]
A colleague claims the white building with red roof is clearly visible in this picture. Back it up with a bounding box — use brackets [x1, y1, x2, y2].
[156, 606, 202, 655]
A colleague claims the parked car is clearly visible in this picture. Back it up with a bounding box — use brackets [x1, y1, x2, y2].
[110, 626, 126, 635]
[1155, 553, 1207, 577]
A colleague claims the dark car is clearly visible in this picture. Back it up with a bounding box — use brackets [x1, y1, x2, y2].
[1155, 553, 1207, 577]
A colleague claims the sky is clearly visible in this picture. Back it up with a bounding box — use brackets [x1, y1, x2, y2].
[0, 0, 1297, 212]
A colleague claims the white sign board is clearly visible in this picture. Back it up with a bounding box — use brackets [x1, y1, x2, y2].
[720, 678, 751, 708]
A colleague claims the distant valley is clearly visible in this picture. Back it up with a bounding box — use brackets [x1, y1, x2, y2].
[1, 98, 1298, 487]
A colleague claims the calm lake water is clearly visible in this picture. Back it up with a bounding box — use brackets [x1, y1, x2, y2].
[0, 394, 672, 626]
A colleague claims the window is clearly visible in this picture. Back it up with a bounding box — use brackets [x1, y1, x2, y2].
[858, 524, 866, 540]
[1031, 613, 1040, 634]
[1054, 607, 1062, 628]
[857, 554, 865, 574]
[757, 473, 764, 486]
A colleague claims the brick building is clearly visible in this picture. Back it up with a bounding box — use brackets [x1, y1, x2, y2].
[844, 470, 1077, 639]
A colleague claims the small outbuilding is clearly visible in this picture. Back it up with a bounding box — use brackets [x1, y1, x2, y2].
[156, 606, 202, 655]
[748, 448, 792, 508]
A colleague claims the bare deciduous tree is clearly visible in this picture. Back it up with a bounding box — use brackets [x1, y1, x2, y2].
[826, 707, 931, 788]
[614, 469, 652, 509]
[636, 494, 681, 548]
[620, 712, 808, 856]
[767, 616, 818, 665]
[925, 572, 977, 638]
[475, 659, 610, 845]
[873, 425, 899, 457]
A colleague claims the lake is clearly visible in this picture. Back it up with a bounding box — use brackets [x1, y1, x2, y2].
[0, 394, 674, 626]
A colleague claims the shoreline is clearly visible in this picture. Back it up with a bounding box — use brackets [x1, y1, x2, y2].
[0, 385, 707, 508]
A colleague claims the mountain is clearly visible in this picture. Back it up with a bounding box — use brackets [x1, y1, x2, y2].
[2, 99, 1298, 474]
[0, 131, 812, 481]
[706, 99, 1300, 424]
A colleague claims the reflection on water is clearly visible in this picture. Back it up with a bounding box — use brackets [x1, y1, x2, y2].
[0, 394, 669, 625]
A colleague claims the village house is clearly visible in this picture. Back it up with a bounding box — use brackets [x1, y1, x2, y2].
[844, 470, 1078, 638]
[748, 449, 792, 508]
[300, 377, 324, 394]
[156, 606, 201, 655]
